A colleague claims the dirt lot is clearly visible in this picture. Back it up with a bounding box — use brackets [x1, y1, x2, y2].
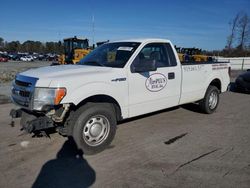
[0, 63, 249, 187]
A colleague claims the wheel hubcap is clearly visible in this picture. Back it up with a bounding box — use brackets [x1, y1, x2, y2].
[208, 91, 218, 109]
[90, 123, 102, 137]
[82, 115, 110, 146]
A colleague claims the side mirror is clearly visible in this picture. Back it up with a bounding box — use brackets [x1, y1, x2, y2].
[132, 59, 157, 73]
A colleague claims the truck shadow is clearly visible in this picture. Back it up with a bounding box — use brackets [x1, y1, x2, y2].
[32, 137, 96, 188]
[118, 106, 179, 125]
[118, 103, 209, 125]
[180, 103, 203, 114]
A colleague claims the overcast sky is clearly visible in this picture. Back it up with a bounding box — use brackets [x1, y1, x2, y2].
[1, 0, 250, 50]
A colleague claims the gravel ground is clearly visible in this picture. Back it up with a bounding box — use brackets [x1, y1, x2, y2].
[0, 90, 249, 188]
[0, 67, 249, 187]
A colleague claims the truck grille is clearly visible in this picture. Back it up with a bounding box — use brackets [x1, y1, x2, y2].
[19, 90, 30, 97]
[15, 79, 32, 87]
[11, 75, 38, 109]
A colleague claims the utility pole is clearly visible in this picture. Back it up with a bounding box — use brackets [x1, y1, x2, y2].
[92, 14, 95, 48]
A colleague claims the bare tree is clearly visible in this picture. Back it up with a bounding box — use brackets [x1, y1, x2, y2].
[227, 13, 240, 49]
[236, 13, 250, 50]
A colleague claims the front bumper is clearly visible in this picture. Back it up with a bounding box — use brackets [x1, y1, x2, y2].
[10, 108, 54, 133]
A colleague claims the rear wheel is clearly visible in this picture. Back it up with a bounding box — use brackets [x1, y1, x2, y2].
[72, 103, 116, 155]
[199, 86, 219, 114]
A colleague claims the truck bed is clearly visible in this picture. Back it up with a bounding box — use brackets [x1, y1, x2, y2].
[179, 61, 230, 105]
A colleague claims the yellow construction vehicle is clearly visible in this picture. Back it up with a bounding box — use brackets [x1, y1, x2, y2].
[190, 48, 213, 62]
[58, 36, 91, 64]
[175, 46, 212, 63]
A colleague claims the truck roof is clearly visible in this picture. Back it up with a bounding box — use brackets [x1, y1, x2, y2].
[112, 38, 171, 43]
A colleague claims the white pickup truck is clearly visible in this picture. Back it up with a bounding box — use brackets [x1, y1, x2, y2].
[11, 39, 230, 154]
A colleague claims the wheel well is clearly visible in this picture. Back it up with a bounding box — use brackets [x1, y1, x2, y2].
[209, 79, 221, 92]
[75, 95, 122, 121]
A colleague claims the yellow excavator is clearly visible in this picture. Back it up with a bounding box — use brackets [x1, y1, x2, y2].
[58, 36, 91, 64]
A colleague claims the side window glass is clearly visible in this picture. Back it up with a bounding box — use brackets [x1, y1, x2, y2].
[133, 43, 170, 68]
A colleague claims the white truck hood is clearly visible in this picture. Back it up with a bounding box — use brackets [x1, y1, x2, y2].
[20, 65, 114, 87]
[21, 65, 112, 78]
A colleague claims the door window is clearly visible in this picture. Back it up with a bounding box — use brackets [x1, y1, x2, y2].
[136, 43, 171, 68]
[132, 43, 178, 70]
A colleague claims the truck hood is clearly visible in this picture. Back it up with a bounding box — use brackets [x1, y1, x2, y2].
[21, 65, 112, 79]
[19, 64, 120, 88]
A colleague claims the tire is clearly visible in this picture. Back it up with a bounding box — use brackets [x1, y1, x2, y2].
[72, 103, 117, 155]
[199, 86, 220, 114]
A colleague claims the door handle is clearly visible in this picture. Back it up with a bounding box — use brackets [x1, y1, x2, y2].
[168, 72, 175, 79]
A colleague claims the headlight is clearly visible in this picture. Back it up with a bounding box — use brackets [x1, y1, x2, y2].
[33, 87, 66, 110]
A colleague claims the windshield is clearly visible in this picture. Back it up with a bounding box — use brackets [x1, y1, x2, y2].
[78, 42, 140, 68]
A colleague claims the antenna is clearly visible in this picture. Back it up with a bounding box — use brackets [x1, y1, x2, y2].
[90, 0, 95, 47]
[92, 14, 95, 47]
[58, 30, 61, 41]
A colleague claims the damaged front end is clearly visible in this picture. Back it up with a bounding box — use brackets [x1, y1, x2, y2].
[10, 109, 54, 133]
[10, 74, 70, 135]
[10, 104, 70, 135]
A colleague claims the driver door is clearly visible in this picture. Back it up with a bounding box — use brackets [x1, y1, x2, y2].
[128, 42, 181, 117]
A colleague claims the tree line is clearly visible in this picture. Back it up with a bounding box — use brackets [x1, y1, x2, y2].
[0, 38, 64, 54]
[222, 11, 250, 57]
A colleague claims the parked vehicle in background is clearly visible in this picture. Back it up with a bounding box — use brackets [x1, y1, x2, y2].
[11, 54, 21, 61]
[20, 55, 34, 62]
[10, 38, 230, 154]
[45, 54, 58, 61]
[38, 54, 46, 61]
[235, 70, 250, 92]
[7, 54, 14, 60]
[0, 54, 9, 62]
[30, 55, 37, 61]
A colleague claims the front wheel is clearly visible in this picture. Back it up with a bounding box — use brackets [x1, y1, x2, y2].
[199, 86, 220, 114]
[72, 103, 117, 155]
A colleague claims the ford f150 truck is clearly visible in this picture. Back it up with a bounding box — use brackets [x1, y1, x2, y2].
[10, 39, 230, 154]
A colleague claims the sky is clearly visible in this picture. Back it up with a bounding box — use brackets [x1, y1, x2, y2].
[1, 0, 250, 50]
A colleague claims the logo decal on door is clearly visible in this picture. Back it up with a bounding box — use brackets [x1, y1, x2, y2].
[145, 73, 167, 92]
